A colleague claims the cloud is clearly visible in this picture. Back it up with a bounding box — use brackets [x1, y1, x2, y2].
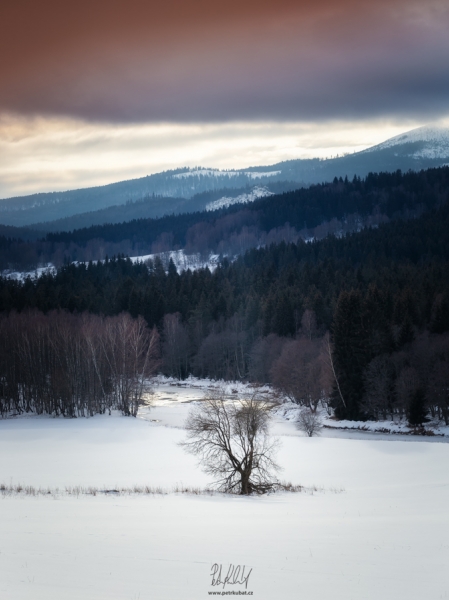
[1, 0, 449, 123]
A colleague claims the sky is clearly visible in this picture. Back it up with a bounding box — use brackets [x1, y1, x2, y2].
[1, 0, 449, 198]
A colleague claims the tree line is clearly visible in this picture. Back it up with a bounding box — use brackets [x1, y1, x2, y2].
[0, 310, 159, 418]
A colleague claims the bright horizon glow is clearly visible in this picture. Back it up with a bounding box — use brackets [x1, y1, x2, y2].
[2, 0, 449, 199]
[0, 115, 434, 199]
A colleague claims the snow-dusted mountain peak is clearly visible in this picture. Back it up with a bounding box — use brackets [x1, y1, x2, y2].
[365, 125, 449, 159]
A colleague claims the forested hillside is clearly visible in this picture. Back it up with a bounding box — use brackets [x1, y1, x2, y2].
[30, 181, 296, 233]
[1, 167, 448, 272]
[0, 167, 299, 227]
[1, 190, 448, 423]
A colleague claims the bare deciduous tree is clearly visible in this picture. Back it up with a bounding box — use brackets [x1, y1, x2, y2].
[162, 313, 190, 379]
[181, 389, 280, 495]
[248, 334, 285, 384]
[428, 357, 449, 425]
[0, 310, 160, 419]
[301, 309, 317, 340]
[296, 408, 323, 437]
[271, 336, 332, 412]
[323, 331, 346, 413]
[395, 365, 420, 418]
[362, 354, 396, 420]
[194, 320, 249, 382]
[101, 313, 160, 416]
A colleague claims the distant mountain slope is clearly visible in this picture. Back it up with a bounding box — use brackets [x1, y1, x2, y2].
[29, 195, 187, 233]
[266, 125, 449, 184]
[0, 223, 42, 241]
[0, 168, 299, 228]
[30, 182, 296, 233]
[364, 125, 449, 159]
[1, 125, 448, 228]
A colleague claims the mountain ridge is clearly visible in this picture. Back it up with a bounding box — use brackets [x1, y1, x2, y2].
[1, 124, 449, 228]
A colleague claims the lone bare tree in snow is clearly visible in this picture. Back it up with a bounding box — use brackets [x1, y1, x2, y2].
[181, 389, 280, 495]
[296, 408, 323, 437]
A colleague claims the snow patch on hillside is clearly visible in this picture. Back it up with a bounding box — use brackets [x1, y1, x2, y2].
[2, 264, 56, 282]
[130, 249, 221, 273]
[205, 186, 274, 211]
[172, 168, 281, 179]
[246, 170, 282, 179]
[2, 251, 220, 282]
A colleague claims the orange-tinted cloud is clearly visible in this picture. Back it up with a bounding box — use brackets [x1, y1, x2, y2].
[1, 0, 448, 122]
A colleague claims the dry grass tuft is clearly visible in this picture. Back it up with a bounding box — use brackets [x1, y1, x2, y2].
[0, 481, 341, 498]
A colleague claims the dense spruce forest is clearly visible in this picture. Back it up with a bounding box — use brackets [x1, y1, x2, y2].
[1, 169, 449, 422]
[1, 167, 448, 272]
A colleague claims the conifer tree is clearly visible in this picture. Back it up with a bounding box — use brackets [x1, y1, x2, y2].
[407, 388, 427, 427]
[398, 316, 415, 347]
[331, 290, 369, 420]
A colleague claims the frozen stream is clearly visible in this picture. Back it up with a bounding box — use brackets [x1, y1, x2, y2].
[147, 376, 449, 443]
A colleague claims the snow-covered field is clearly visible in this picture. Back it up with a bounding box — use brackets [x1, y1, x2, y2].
[1, 378, 448, 599]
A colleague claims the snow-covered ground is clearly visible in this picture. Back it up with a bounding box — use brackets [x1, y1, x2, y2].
[275, 400, 449, 441]
[1, 377, 448, 599]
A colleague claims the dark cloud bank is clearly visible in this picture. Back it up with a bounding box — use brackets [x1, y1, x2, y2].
[1, 0, 448, 123]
